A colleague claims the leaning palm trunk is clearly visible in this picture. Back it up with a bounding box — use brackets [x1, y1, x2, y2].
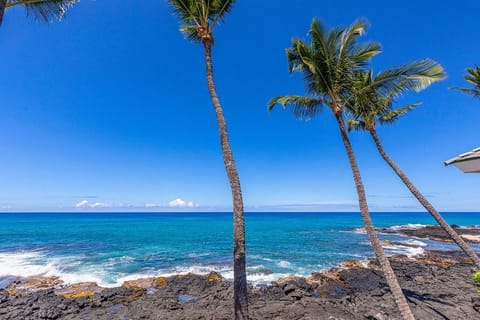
[370, 128, 480, 268]
[203, 40, 249, 320]
[0, 0, 6, 26]
[335, 113, 415, 320]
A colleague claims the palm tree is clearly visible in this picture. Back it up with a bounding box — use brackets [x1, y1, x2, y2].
[451, 65, 480, 99]
[268, 19, 415, 320]
[346, 62, 480, 268]
[167, 1, 248, 319]
[0, 0, 77, 26]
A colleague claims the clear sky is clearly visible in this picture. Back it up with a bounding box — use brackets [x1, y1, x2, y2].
[0, 0, 479, 212]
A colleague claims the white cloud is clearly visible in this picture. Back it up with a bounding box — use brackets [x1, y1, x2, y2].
[91, 202, 111, 208]
[168, 198, 198, 208]
[75, 200, 90, 208]
[75, 200, 111, 209]
[73, 199, 199, 210]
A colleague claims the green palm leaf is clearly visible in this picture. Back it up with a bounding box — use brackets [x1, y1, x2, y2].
[168, 0, 235, 43]
[282, 18, 381, 109]
[452, 87, 480, 98]
[347, 119, 366, 131]
[268, 95, 323, 120]
[339, 20, 381, 67]
[346, 59, 445, 129]
[6, 0, 77, 22]
[377, 103, 421, 125]
[374, 59, 446, 96]
[451, 65, 480, 99]
[349, 42, 382, 66]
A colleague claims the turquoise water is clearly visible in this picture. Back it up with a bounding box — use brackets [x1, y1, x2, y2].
[0, 212, 479, 286]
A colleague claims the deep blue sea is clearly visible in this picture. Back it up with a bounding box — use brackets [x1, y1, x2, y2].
[0, 212, 479, 287]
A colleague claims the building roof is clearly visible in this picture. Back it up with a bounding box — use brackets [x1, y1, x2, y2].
[445, 147, 480, 173]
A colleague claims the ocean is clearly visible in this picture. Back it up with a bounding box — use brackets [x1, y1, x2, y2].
[0, 212, 479, 287]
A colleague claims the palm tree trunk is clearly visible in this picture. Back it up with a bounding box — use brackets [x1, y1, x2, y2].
[369, 128, 480, 268]
[335, 113, 415, 320]
[203, 40, 249, 320]
[0, 0, 7, 26]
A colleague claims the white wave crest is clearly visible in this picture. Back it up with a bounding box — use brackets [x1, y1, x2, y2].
[382, 244, 424, 257]
[0, 251, 57, 277]
[0, 251, 294, 288]
[0, 251, 134, 288]
[352, 228, 366, 234]
[404, 239, 428, 247]
[276, 260, 292, 268]
[249, 254, 275, 262]
[359, 239, 426, 258]
[247, 272, 290, 285]
[104, 256, 135, 268]
[386, 224, 428, 232]
[187, 252, 212, 258]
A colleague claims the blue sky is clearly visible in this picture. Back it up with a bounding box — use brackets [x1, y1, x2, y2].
[0, 0, 479, 212]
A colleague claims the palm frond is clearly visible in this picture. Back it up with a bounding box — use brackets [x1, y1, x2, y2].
[309, 18, 376, 100]
[374, 59, 446, 96]
[309, 18, 328, 51]
[287, 39, 321, 96]
[268, 95, 323, 120]
[210, 0, 234, 27]
[308, 19, 337, 95]
[344, 70, 380, 120]
[339, 19, 367, 56]
[378, 103, 421, 125]
[179, 25, 200, 42]
[345, 58, 444, 129]
[6, 0, 77, 22]
[271, 18, 377, 121]
[338, 19, 374, 63]
[347, 119, 366, 132]
[169, 0, 201, 31]
[308, 18, 330, 69]
[168, 0, 235, 43]
[450, 65, 480, 99]
[349, 42, 382, 66]
[450, 87, 480, 99]
[169, 0, 201, 42]
[465, 65, 480, 85]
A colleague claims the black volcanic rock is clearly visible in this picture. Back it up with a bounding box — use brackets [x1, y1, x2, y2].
[378, 225, 480, 243]
[0, 252, 479, 319]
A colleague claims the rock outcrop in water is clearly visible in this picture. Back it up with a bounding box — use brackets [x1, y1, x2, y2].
[378, 225, 480, 243]
[1, 251, 479, 319]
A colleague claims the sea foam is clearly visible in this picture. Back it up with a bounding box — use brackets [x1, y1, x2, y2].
[382, 240, 426, 257]
[386, 224, 428, 232]
[0, 251, 57, 277]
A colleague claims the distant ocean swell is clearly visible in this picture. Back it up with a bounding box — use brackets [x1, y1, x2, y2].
[1, 212, 479, 287]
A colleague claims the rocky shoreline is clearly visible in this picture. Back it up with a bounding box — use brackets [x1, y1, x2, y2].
[377, 225, 480, 243]
[1, 250, 479, 319]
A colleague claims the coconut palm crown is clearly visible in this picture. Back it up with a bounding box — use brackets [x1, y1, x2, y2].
[347, 59, 446, 131]
[269, 18, 381, 117]
[169, 0, 234, 44]
[451, 65, 480, 99]
[268, 18, 415, 320]
[0, 0, 77, 26]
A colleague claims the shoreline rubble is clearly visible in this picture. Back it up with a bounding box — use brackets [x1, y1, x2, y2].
[1, 249, 479, 319]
